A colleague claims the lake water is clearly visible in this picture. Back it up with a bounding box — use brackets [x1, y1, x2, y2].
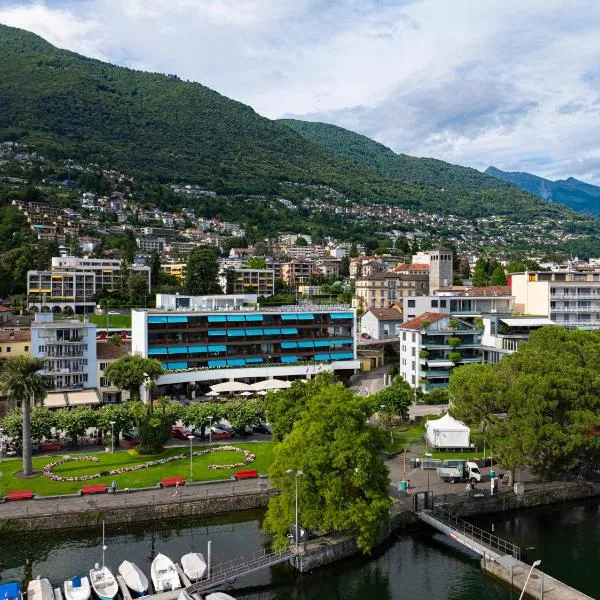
[1, 499, 598, 599]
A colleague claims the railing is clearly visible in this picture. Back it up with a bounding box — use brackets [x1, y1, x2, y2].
[185, 547, 293, 593]
[429, 506, 520, 559]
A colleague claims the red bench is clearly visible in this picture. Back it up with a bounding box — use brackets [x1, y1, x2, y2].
[160, 476, 185, 488]
[81, 484, 108, 495]
[234, 469, 258, 480]
[7, 490, 34, 501]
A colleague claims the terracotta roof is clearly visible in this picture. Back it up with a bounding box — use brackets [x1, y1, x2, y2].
[0, 330, 31, 343]
[399, 312, 447, 330]
[0, 315, 33, 330]
[96, 341, 131, 360]
[360, 271, 429, 281]
[366, 307, 403, 321]
[462, 286, 512, 297]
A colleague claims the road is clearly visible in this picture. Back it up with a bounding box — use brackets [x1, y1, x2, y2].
[349, 365, 388, 396]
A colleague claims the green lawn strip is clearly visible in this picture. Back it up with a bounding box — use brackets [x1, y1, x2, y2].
[0, 441, 273, 496]
[86, 314, 132, 329]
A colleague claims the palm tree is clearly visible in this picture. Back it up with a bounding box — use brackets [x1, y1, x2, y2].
[0, 356, 50, 475]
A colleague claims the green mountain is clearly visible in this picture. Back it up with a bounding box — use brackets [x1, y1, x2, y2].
[0, 23, 595, 227]
[486, 166, 600, 217]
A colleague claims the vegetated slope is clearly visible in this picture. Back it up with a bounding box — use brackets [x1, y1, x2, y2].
[486, 166, 600, 217]
[279, 118, 509, 192]
[0, 24, 594, 224]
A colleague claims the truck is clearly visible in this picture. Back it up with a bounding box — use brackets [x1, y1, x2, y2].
[437, 459, 481, 484]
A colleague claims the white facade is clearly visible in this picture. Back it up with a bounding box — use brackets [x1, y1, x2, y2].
[155, 293, 258, 311]
[31, 313, 96, 391]
[403, 293, 513, 322]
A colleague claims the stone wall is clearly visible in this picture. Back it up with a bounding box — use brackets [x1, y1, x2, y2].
[0, 491, 276, 533]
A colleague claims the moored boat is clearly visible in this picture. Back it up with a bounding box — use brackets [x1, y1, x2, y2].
[150, 553, 181, 593]
[27, 578, 53, 600]
[0, 582, 23, 600]
[63, 576, 91, 600]
[89, 564, 118, 600]
[206, 593, 237, 600]
[118, 561, 148, 597]
[180, 552, 207, 581]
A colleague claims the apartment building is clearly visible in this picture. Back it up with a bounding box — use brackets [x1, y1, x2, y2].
[402, 286, 514, 322]
[97, 341, 131, 403]
[354, 272, 429, 312]
[225, 269, 275, 296]
[31, 313, 97, 391]
[0, 330, 30, 358]
[281, 261, 314, 285]
[27, 257, 151, 313]
[399, 313, 482, 391]
[161, 262, 187, 280]
[512, 270, 600, 329]
[136, 237, 166, 252]
[132, 301, 359, 399]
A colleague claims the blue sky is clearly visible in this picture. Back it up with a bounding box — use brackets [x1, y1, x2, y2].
[1, 0, 600, 184]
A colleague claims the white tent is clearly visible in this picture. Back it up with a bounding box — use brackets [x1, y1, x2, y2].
[249, 379, 292, 391]
[210, 381, 252, 393]
[425, 413, 471, 449]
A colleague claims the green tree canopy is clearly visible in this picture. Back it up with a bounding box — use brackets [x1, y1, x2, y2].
[472, 257, 489, 287]
[246, 257, 267, 269]
[369, 378, 414, 420]
[55, 406, 97, 448]
[490, 265, 507, 286]
[185, 246, 221, 295]
[263, 383, 390, 553]
[104, 355, 163, 401]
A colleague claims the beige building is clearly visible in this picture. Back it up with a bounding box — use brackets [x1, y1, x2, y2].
[281, 261, 314, 285]
[161, 262, 187, 280]
[354, 272, 429, 312]
[97, 341, 131, 403]
[228, 269, 275, 296]
[512, 270, 600, 328]
[0, 329, 31, 358]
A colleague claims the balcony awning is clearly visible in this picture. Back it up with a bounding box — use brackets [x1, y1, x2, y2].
[499, 317, 556, 327]
[44, 390, 100, 408]
[426, 360, 454, 368]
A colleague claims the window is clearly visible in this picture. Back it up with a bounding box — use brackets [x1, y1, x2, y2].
[402, 332, 406, 341]
[431, 300, 438, 308]
[440, 300, 447, 308]
[24, 346, 29, 351]
[6, 347, 11, 353]
[100, 362, 108, 371]
[407, 299, 415, 307]
[411, 347, 415, 356]
[100, 377, 110, 387]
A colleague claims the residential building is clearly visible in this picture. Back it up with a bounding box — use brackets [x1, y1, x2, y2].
[0, 305, 14, 324]
[0, 329, 30, 358]
[279, 233, 312, 246]
[136, 237, 166, 252]
[428, 249, 454, 291]
[481, 314, 556, 363]
[132, 302, 359, 399]
[315, 258, 341, 278]
[360, 307, 404, 340]
[161, 262, 187, 280]
[402, 286, 514, 322]
[298, 285, 323, 296]
[97, 341, 131, 403]
[350, 257, 385, 279]
[399, 313, 482, 391]
[155, 293, 258, 311]
[281, 261, 314, 285]
[31, 313, 97, 391]
[221, 269, 275, 296]
[512, 270, 600, 329]
[27, 256, 151, 313]
[354, 272, 429, 312]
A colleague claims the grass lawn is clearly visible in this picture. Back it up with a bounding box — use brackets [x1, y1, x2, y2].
[384, 422, 426, 453]
[0, 441, 273, 497]
[86, 314, 132, 329]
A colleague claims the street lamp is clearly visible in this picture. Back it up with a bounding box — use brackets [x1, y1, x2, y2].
[424, 451, 432, 498]
[207, 415, 213, 445]
[518, 559, 541, 600]
[187, 435, 195, 482]
[109, 421, 116, 454]
[0, 427, 4, 463]
[286, 469, 304, 550]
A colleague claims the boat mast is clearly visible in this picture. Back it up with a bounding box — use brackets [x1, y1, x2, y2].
[102, 520, 107, 570]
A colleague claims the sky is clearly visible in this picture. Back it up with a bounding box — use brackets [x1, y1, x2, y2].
[1, 0, 600, 184]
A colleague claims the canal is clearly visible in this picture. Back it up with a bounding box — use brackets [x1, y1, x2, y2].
[1, 498, 598, 599]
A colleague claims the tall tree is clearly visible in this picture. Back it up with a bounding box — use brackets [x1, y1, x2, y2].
[471, 257, 489, 287]
[490, 265, 507, 286]
[104, 355, 163, 401]
[263, 383, 390, 553]
[185, 245, 221, 295]
[0, 356, 50, 475]
[149, 249, 161, 287]
[339, 255, 350, 277]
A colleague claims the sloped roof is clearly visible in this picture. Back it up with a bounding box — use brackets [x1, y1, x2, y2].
[399, 312, 447, 330]
[97, 341, 130, 360]
[0, 330, 30, 343]
[365, 307, 403, 322]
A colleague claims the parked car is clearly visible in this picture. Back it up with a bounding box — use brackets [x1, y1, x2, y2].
[122, 430, 140, 445]
[215, 421, 235, 434]
[252, 422, 272, 435]
[191, 428, 206, 440]
[360, 332, 371, 339]
[171, 426, 192, 440]
[211, 430, 233, 440]
[234, 426, 254, 437]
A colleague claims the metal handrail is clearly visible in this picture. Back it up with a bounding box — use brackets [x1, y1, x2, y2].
[432, 507, 520, 559]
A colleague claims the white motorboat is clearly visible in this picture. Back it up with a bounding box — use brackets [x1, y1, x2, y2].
[89, 521, 119, 600]
[0, 582, 23, 600]
[118, 561, 148, 596]
[206, 593, 237, 600]
[27, 578, 53, 600]
[63, 576, 91, 600]
[180, 552, 207, 581]
[150, 553, 181, 593]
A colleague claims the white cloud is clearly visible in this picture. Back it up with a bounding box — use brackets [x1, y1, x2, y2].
[1, 0, 600, 183]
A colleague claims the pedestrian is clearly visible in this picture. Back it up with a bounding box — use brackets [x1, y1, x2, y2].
[406, 479, 411, 494]
[172, 481, 181, 497]
[111, 480, 117, 494]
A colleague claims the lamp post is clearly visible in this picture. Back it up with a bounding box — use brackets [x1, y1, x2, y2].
[424, 451, 432, 495]
[109, 421, 116, 454]
[286, 469, 304, 550]
[207, 415, 213, 445]
[187, 435, 195, 482]
[519, 559, 541, 600]
[0, 427, 4, 463]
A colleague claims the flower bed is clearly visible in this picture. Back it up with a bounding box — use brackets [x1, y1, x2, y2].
[43, 446, 256, 482]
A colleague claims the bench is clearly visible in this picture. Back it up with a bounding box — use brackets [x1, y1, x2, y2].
[234, 469, 258, 480]
[160, 476, 185, 488]
[7, 490, 34, 501]
[81, 484, 108, 495]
